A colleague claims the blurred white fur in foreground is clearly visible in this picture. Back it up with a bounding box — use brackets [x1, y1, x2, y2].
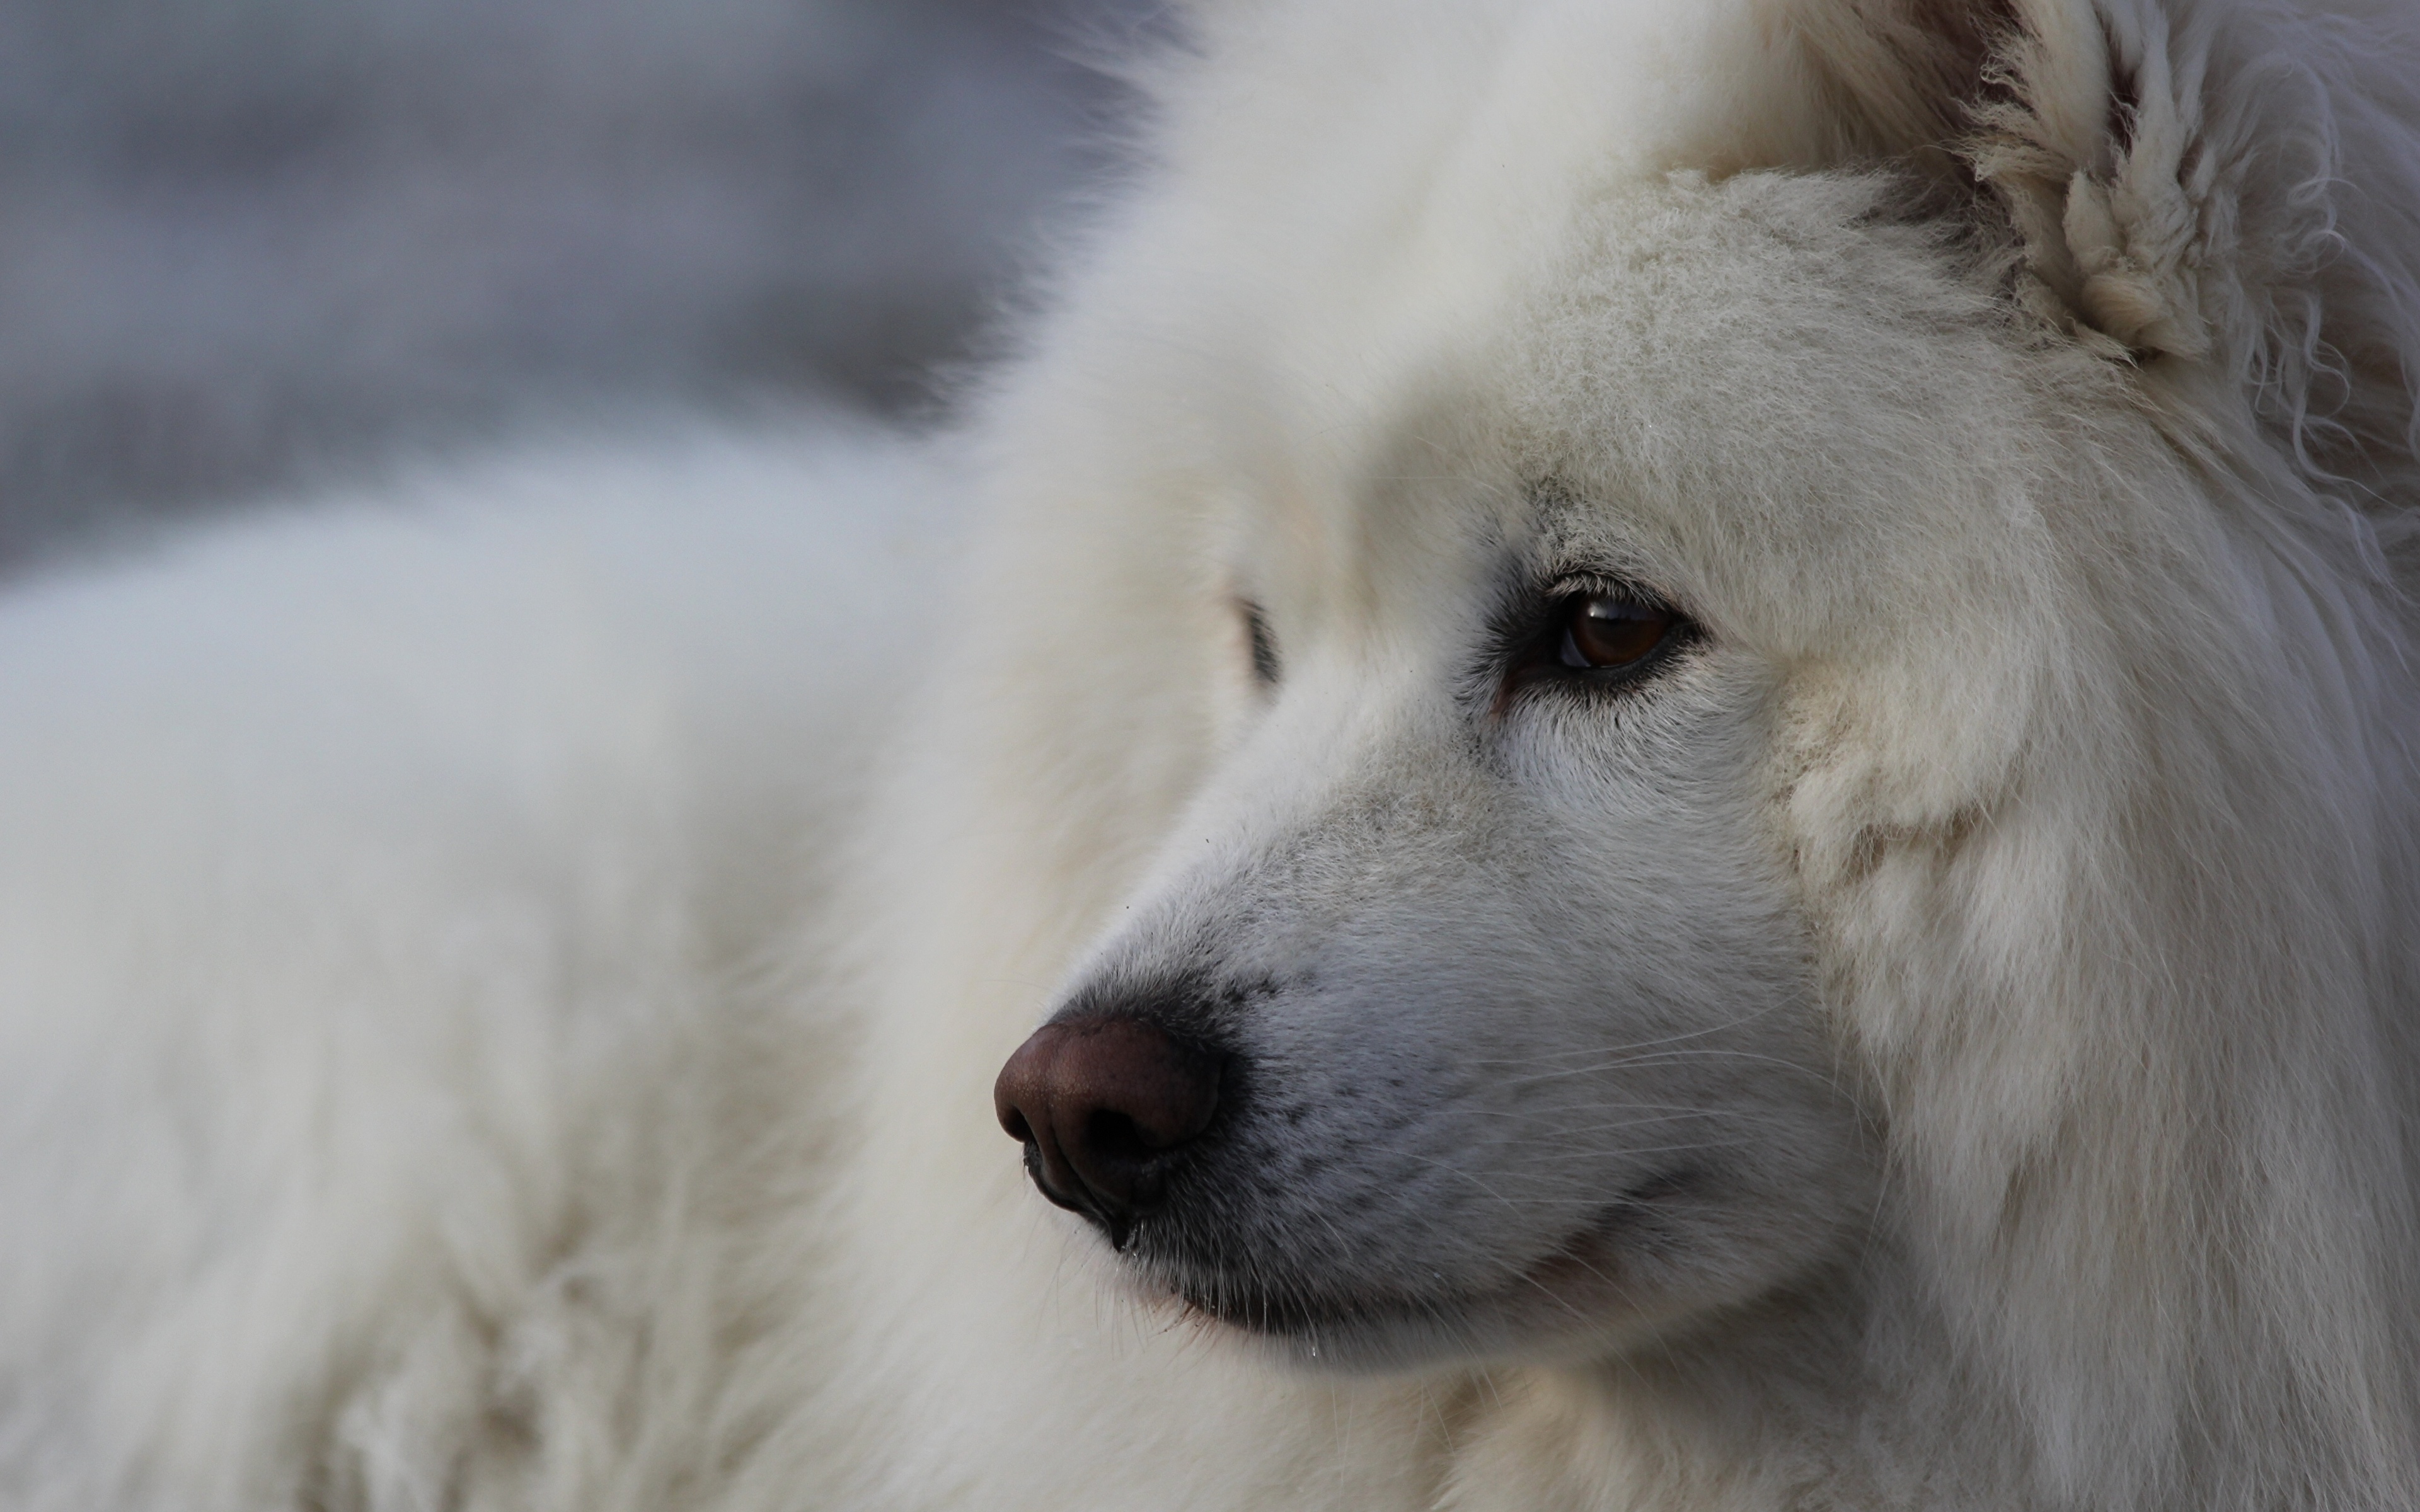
[0, 427, 931, 1506]
[8, 1, 2420, 1509]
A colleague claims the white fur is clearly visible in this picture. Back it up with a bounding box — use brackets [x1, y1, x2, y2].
[7, 1, 2420, 1508]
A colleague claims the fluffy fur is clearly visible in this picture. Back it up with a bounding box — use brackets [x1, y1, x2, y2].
[6, 1, 2420, 1508]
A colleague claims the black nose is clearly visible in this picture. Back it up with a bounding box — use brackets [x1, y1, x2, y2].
[993, 1017, 1222, 1247]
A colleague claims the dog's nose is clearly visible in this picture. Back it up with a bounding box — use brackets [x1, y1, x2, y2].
[993, 1017, 1221, 1246]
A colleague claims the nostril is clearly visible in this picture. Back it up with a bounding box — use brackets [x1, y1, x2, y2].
[1085, 1108, 1155, 1164]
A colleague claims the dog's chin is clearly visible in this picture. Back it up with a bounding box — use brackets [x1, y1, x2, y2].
[1121, 1230, 1664, 1374]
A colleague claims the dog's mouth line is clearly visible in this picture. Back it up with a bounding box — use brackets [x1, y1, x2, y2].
[1159, 1240, 1608, 1339]
[1140, 1177, 1688, 1339]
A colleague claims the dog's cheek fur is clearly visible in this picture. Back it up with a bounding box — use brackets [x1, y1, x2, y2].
[1484, 157, 2420, 1501]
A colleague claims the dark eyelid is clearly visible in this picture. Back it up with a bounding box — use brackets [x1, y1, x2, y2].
[1242, 600, 1281, 687]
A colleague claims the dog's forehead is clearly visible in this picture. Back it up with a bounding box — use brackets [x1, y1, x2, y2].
[1498, 175, 2048, 571]
[1221, 171, 2069, 652]
[1094, 3, 2152, 656]
[1134, 4, 1915, 600]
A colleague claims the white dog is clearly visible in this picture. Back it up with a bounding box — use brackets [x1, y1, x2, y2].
[6, 0, 2420, 1508]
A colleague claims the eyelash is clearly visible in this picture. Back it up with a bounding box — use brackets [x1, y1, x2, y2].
[1242, 600, 1280, 688]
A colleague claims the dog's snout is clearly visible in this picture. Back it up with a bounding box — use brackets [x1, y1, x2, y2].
[993, 1017, 1222, 1246]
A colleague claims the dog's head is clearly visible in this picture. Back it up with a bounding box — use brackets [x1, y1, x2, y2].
[976, 0, 2420, 1470]
[996, 157, 1993, 1368]
[993, 450, 1860, 1363]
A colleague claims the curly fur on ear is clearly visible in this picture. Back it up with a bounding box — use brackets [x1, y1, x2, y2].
[1809, 0, 2420, 518]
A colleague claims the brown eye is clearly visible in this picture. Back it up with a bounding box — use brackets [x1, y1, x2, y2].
[1559, 593, 1673, 670]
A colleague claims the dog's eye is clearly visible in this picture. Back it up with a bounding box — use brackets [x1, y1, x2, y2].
[1490, 587, 1693, 715]
[1558, 593, 1673, 670]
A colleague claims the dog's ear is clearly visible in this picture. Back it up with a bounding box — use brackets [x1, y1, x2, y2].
[1792, 0, 2224, 360]
[1958, 0, 2219, 364]
[1795, 0, 2420, 482]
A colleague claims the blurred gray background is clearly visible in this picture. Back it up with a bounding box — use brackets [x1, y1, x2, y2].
[0, 0, 1148, 567]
